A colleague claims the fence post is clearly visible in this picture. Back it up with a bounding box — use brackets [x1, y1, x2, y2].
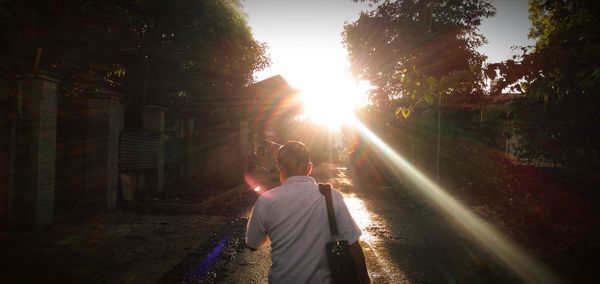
[0, 70, 9, 229]
[184, 117, 195, 181]
[81, 92, 124, 210]
[142, 106, 166, 194]
[13, 73, 58, 229]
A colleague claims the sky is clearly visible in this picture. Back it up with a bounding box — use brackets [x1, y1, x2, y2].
[243, 0, 533, 113]
[479, 0, 534, 63]
[242, 0, 533, 97]
[243, 0, 371, 87]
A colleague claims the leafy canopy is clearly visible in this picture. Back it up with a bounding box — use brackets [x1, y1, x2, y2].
[485, 0, 600, 166]
[1, 0, 270, 118]
[343, 0, 495, 116]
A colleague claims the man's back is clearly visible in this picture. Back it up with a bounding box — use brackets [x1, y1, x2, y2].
[246, 176, 361, 284]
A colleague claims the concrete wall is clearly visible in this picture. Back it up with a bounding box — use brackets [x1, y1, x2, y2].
[187, 122, 248, 189]
[1, 72, 249, 227]
[55, 96, 87, 216]
[55, 93, 124, 217]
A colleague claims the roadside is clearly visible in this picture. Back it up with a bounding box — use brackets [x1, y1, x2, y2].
[159, 171, 279, 283]
[0, 177, 267, 283]
[0, 212, 225, 283]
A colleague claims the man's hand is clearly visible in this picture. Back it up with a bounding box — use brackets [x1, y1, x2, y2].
[349, 241, 370, 284]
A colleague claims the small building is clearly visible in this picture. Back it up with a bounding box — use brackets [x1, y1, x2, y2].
[242, 75, 303, 171]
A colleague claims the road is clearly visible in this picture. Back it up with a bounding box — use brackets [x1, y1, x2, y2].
[165, 164, 521, 283]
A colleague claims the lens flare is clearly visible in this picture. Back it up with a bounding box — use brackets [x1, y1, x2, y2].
[348, 116, 562, 284]
[245, 173, 267, 195]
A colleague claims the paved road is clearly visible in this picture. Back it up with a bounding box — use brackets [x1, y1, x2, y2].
[169, 164, 521, 283]
[349, 169, 520, 284]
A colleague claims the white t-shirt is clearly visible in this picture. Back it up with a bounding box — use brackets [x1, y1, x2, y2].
[246, 176, 362, 284]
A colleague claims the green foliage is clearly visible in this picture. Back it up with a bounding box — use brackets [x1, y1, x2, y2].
[485, 0, 600, 167]
[395, 106, 410, 118]
[343, 0, 495, 116]
[1, 0, 269, 118]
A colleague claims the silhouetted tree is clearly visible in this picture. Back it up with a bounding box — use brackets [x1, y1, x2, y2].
[485, 0, 600, 167]
[0, 0, 269, 119]
[343, 0, 495, 117]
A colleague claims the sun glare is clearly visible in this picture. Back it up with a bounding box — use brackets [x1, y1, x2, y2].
[299, 74, 369, 128]
[350, 117, 562, 284]
[271, 46, 369, 129]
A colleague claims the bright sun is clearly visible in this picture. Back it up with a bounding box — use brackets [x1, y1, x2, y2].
[268, 44, 370, 128]
[298, 74, 369, 128]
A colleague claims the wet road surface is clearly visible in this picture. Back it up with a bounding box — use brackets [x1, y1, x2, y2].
[164, 165, 520, 283]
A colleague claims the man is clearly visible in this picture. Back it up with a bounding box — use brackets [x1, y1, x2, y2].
[246, 141, 370, 283]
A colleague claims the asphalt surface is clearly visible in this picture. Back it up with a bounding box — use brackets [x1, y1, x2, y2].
[164, 164, 523, 283]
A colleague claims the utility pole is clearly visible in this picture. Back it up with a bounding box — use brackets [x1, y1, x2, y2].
[425, 0, 441, 184]
[436, 91, 441, 184]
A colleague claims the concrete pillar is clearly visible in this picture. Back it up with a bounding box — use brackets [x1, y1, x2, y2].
[239, 120, 249, 182]
[13, 73, 58, 229]
[142, 106, 166, 193]
[183, 118, 195, 180]
[80, 92, 124, 211]
[0, 71, 9, 230]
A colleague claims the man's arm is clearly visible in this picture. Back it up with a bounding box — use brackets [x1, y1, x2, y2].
[349, 241, 370, 284]
[246, 198, 268, 250]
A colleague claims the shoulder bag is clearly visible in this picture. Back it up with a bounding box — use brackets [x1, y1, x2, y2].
[318, 183, 361, 284]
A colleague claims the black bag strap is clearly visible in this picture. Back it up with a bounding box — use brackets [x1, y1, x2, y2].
[318, 183, 339, 238]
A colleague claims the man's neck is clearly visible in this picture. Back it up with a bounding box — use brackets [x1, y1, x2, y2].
[280, 174, 308, 184]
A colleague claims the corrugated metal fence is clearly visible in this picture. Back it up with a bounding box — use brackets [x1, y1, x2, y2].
[119, 130, 160, 171]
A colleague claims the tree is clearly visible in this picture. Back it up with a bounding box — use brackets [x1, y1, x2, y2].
[485, 0, 600, 167]
[343, 0, 495, 117]
[0, 0, 269, 120]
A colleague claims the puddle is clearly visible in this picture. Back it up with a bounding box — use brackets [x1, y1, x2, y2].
[343, 192, 407, 283]
[343, 194, 376, 242]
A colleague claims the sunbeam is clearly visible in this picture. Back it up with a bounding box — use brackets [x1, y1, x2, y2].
[348, 117, 562, 284]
